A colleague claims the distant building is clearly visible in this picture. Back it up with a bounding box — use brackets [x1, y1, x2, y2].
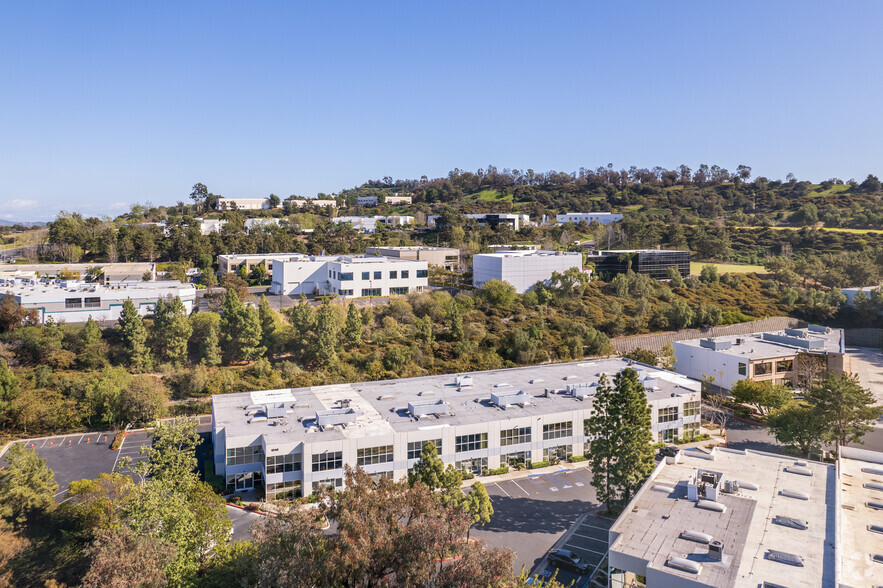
[0, 277, 195, 323]
[211, 358, 700, 498]
[332, 216, 414, 233]
[671, 326, 846, 392]
[269, 255, 428, 298]
[355, 196, 379, 206]
[556, 212, 623, 225]
[365, 246, 460, 270]
[355, 195, 413, 206]
[841, 284, 882, 311]
[217, 253, 302, 278]
[287, 198, 338, 209]
[196, 218, 225, 235]
[585, 249, 690, 280]
[244, 218, 283, 231]
[0, 262, 156, 283]
[487, 244, 542, 252]
[215, 197, 279, 211]
[428, 213, 531, 231]
[472, 250, 587, 294]
[385, 195, 412, 205]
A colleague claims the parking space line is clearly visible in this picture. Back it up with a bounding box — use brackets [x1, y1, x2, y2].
[511, 480, 531, 496]
[40, 438, 48, 448]
[564, 542, 607, 557]
[571, 532, 608, 544]
[493, 483, 511, 498]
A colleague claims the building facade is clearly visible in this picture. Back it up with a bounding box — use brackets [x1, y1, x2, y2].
[586, 249, 690, 280]
[287, 198, 338, 209]
[556, 213, 624, 225]
[472, 250, 587, 293]
[212, 359, 701, 499]
[0, 262, 156, 283]
[332, 216, 415, 233]
[365, 246, 460, 270]
[217, 253, 302, 278]
[0, 277, 195, 323]
[269, 255, 428, 298]
[216, 197, 279, 211]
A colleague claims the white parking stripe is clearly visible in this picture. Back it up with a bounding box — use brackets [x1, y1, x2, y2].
[77, 434, 85, 445]
[564, 542, 606, 557]
[494, 483, 511, 498]
[571, 532, 607, 544]
[580, 523, 613, 531]
[511, 480, 531, 496]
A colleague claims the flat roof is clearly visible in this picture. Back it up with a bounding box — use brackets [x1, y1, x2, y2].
[218, 252, 302, 260]
[675, 327, 843, 358]
[474, 250, 583, 258]
[586, 249, 690, 255]
[838, 447, 883, 587]
[274, 254, 424, 265]
[212, 358, 699, 445]
[367, 246, 458, 252]
[609, 447, 836, 588]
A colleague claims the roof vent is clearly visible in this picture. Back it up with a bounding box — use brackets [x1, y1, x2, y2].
[864, 483, 883, 491]
[454, 375, 473, 387]
[737, 480, 759, 491]
[862, 467, 883, 476]
[418, 390, 435, 396]
[653, 485, 676, 494]
[867, 501, 883, 511]
[699, 338, 732, 351]
[493, 382, 512, 388]
[530, 378, 544, 384]
[408, 399, 450, 418]
[315, 408, 362, 427]
[780, 489, 810, 500]
[490, 389, 532, 408]
[696, 500, 726, 513]
[680, 530, 713, 544]
[785, 466, 813, 476]
[666, 557, 702, 574]
[266, 403, 287, 418]
[378, 394, 394, 400]
[773, 516, 809, 530]
[766, 550, 804, 567]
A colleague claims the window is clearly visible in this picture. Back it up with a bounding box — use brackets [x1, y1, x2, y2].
[339, 289, 353, 296]
[312, 478, 343, 492]
[226, 445, 264, 466]
[339, 272, 353, 281]
[658, 406, 678, 424]
[407, 439, 442, 460]
[683, 422, 700, 439]
[776, 359, 794, 373]
[661, 428, 677, 443]
[368, 471, 393, 483]
[417, 269, 428, 278]
[455, 457, 487, 474]
[361, 288, 381, 297]
[84, 297, 100, 308]
[543, 445, 569, 461]
[401, 270, 409, 279]
[65, 298, 82, 309]
[390, 271, 398, 279]
[455, 433, 488, 453]
[754, 362, 772, 376]
[312, 451, 343, 472]
[266, 480, 302, 501]
[390, 287, 409, 295]
[362, 271, 370, 280]
[738, 363, 747, 376]
[543, 421, 572, 440]
[683, 401, 700, 417]
[502, 451, 529, 467]
[500, 427, 531, 446]
[374, 271, 382, 279]
[357, 445, 393, 466]
[266, 453, 301, 474]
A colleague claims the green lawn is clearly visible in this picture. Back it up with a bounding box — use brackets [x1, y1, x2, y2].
[690, 262, 766, 276]
[472, 189, 512, 203]
[740, 225, 883, 235]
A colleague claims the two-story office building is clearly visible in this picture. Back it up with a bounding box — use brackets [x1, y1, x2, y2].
[332, 216, 415, 233]
[212, 359, 701, 499]
[472, 250, 588, 293]
[215, 197, 279, 210]
[365, 246, 461, 270]
[556, 212, 624, 225]
[269, 255, 428, 298]
[585, 249, 691, 280]
[217, 253, 301, 278]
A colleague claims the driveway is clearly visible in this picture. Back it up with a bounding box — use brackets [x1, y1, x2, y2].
[846, 347, 883, 407]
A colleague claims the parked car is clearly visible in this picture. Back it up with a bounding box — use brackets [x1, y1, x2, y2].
[547, 549, 590, 574]
[658, 446, 679, 458]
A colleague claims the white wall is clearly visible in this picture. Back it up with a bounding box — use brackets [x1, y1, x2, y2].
[270, 258, 428, 297]
[672, 343, 746, 391]
[473, 252, 585, 293]
[270, 259, 329, 295]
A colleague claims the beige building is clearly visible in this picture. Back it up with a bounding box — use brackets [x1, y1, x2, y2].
[365, 246, 460, 270]
[217, 253, 301, 278]
[0, 262, 156, 283]
[216, 197, 279, 211]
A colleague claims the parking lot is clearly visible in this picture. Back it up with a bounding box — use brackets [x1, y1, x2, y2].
[534, 513, 613, 587]
[470, 468, 604, 578]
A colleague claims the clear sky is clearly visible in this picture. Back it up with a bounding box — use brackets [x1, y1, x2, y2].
[1, 1, 882, 221]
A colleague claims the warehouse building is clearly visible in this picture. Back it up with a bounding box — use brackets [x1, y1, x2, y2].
[365, 246, 460, 270]
[671, 326, 846, 392]
[586, 249, 690, 280]
[556, 212, 624, 225]
[269, 254, 428, 298]
[211, 358, 701, 498]
[0, 262, 156, 283]
[217, 253, 301, 278]
[0, 277, 195, 323]
[472, 250, 587, 293]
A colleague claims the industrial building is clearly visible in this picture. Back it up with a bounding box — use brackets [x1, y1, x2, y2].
[212, 358, 701, 498]
[472, 250, 587, 293]
[332, 216, 415, 233]
[0, 262, 156, 283]
[365, 246, 460, 270]
[0, 277, 195, 323]
[217, 253, 302, 278]
[556, 212, 624, 225]
[671, 326, 846, 392]
[585, 249, 690, 280]
[269, 254, 428, 298]
[215, 197, 279, 211]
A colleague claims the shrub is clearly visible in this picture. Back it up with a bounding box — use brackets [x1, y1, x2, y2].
[529, 460, 551, 470]
[110, 433, 124, 450]
[484, 466, 510, 476]
[568, 455, 587, 463]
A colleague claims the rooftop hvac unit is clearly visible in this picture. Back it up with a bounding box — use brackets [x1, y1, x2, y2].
[407, 399, 450, 418]
[807, 324, 830, 333]
[266, 403, 287, 418]
[696, 500, 726, 513]
[315, 408, 362, 427]
[766, 550, 804, 567]
[454, 375, 473, 388]
[699, 338, 732, 351]
[784, 328, 806, 337]
[566, 382, 597, 400]
[722, 479, 739, 493]
[762, 332, 824, 350]
[665, 557, 701, 574]
[708, 540, 723, 562]
[773, 516, 809, 530]
[490, 389, 532, 408]
[680, 530, 713, 544]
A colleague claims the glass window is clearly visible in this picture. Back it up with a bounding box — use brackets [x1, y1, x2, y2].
[661, 428, 677, 443]
[312, 451, 343, 472]
[500, 427, 531, 446]
[543, 421, 572, 440]
[754, 362, 772, 376]
[361, 288, 381, 297]
[339, 272, 353, 281]
[683, 422, 700, 439]
[357, 445, 394, 466]
[407, 439, 442, 460]
[374, 271, 382, 279]
[417, 269, 428, 278]
[776, 359, 794, 373]
[362, 271, 370, 280]
[455, 457, 487, 474]
[84, 297, 100, 308]
[65, 298, 82, 309]
[266, 453, 302, 474]
[401, 270, 409, 279]
[658, 406, 678, 423]
[312, 478, 343, 492]
[455, 433, 488, 453]
[683, 401, 700, 417]
[340, 289, 353, 296]
[738, 363, 747, 376]
[226, 445, 264, 466]
[543, 445, 569, 461]
[266, 480, 302, 501]
[390, 287, 409, 295]
[390, 271, 398, 279]
[501, 451, 529, 467]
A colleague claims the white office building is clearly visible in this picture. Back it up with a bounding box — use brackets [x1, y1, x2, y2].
[556, 212, 623, 225]
[332, 216, 415, 233]
[269, 255, 428, 298]
[472, 250, 587, 294]
[216, 197, 279, 211]
[428, 213, 531, 231]
[212, 358, 701, 498]
[287, 198, 338, 208]
[0, 277, 195, 323]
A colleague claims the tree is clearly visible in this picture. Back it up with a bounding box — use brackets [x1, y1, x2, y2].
[117, 375, 168, 425]
[0, 293, 35, 332]
[238, 305, 266, 361]
[268, 193, 281, 208]
[315, 300, 340, 366]
[730, 380, 792, 416]
[344, 301, 363, 348]
[464, 481, 493, 540]
[699, 264, 719, 284]
[0, 443, 56, 525]
[250, 263, 268, 283]
[667, 299, 694, 330]
[219, 289, 246, 362]
[152, 296, 192, 365]
[0, 359, 19, 429]
[804, 372, 883, 448]
[190, 182, 208, 211]
[118, 299, 151, 372]
[478, 279, 517, 310]
[219, 272, 249, 302]
[586, 374, 618, 512]
[622, 348, 657, 366]
[200, 321, 222, 366]
[78, 316, 108, 369]
[611, 368, 655, 506]
[658, 343, 677, 370]
[81, 526, 176, 588]
[766, 403, 827, 457]
[257, 295, 278, 353]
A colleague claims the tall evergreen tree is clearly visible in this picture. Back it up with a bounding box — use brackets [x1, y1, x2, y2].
[219, 289, 246, 362]
[289, 294, 316, 360]
[118, 299, 151, 372]
[238, 305, 266, 362]
[79, 315, 108, 369]
[0, 444, 57, 525]
[805, 372, 883, 448]
[408, 441, 445, 490]
[0, 359, 19, 430]
[610, 368, 655, 506]
[586, 374, 618, 512]
[343, 302, 363, 348]
[153, 296, 192, 365]
[257, 295, 277, 353]
[465, 481, 493, 540]
[315, 300, 339, 366]
[200, 322, 222, 367]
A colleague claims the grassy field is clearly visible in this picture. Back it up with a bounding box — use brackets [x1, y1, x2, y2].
[741, 225, 883, 235]
[472, 189, 512, 203]
[690, 262, 766, 276]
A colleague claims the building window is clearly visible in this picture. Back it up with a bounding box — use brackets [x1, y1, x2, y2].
[658, 406, 678, 424]
[312, 478, 343, 492]
[661, 428, 677, 443]
[65, 298, 82, 309]
[84, 297, 101, 308]
[455, 433, 488, 453]
[339, 272, 353, 281]
[738, 363, 747, 376]
[374, 271, 382, 279]
[368, 471, 393, 483]
[266, 453, 301, 474]
[357, 445, 394, 466]
[312, 451, 343, 472]
[226, 445, 264, 466]
[683, 422, 700, 439]
[683, 401, 700, 417]
[543, 421, 572, 440]
[407, 439, 442, 460]
[543, 445, 569, 461]
[362, 271, 370, 280]
[502, 451, 529, 468]
[417, 269, 428, 278]
[390, 287, 409, 295]
[361, 288, 381, 297]
[401, 270, 409, 279]
[455, 457, 487, 474]
[776, 359, 793, 373]
[390, 271, 398, 279]
[754, 362, 772, 376]
[339, 289, 353, 296]
[500, 427, 532, 446]
[266, 480, 302, 501]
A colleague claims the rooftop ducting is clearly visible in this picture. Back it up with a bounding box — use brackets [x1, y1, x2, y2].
[784, 465, 813, 476]
[807, 324, 830, 333]
[762, 332, 825, 350]
[490, 389, 532, 408]
[680, 530, 713, 544]
[861, 466, 883, 476]
[784, 328, 806, 337]
[780, 489, 810, 500]
[315, 408, 363, 427]
[407, 399, 451, 418]
[566, 382, 597, 400]
[699, 338, 732, 351]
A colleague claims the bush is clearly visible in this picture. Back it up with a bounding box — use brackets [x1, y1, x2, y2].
[529, 460, 551, 470]
[204, 461, 225, 494]
[483, 466, 510, 476]
[568, 455, 587, 463]
[229, 495, 243, 506]
[461, 472, 475, 480]
[110, 432, 124, 450]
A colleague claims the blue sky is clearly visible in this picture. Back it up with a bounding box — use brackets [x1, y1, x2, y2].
[1, 1, 882, 221]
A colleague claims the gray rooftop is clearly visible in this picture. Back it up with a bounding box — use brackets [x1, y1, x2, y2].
[675, 326, 844, 358]
[212, 358, 699, 444]
[838, 446, 883, 587]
